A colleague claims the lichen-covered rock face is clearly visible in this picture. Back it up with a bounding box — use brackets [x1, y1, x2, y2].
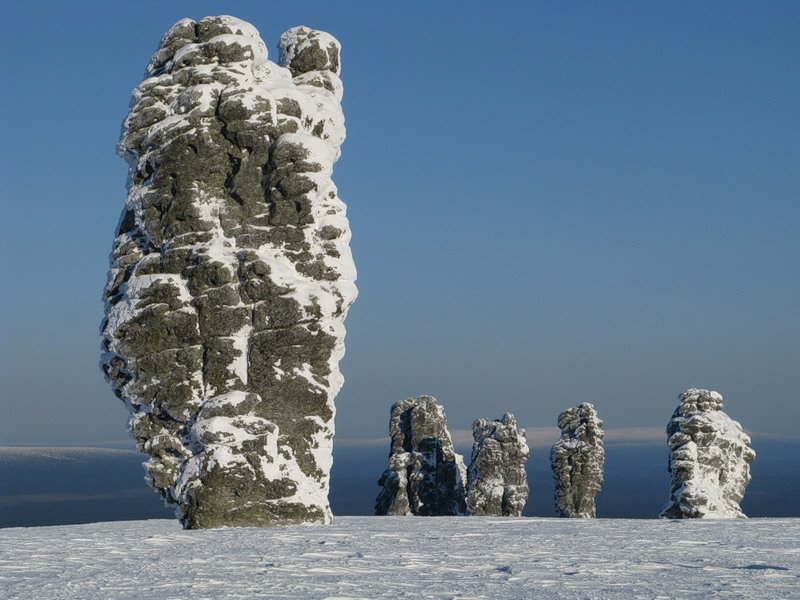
[375, 396, 468, 516]
[465, 413, 529, 516]
[550, 403, 605, 518]
[659, 389, 755, 519]
[100, 16, 356, 529]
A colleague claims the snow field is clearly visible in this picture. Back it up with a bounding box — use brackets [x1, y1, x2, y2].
[1, 517, 798, 599]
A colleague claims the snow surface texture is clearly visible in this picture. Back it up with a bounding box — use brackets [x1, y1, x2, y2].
[660, 389, 755, 519]
[2, 517, 798, 599]
[100, 16, 356, 529]
[550, 402, 605, 518]
[375, 396, 468, 516]
[465, 413, 529, 516]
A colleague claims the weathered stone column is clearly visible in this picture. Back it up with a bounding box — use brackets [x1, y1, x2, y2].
[375, 396, 468, 516]
[465, 413, 529, 516]
[660, 388, 755, 519]
[550, 403, 605, 518]
[101, 16, 356, 528]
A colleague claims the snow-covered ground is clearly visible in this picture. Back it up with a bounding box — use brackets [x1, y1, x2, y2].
[1, 517, 797, 599]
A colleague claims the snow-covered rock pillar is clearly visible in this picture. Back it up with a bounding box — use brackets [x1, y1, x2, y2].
[659, 389, 755, 519]
[375, 396, 468, 516]
[550, 403, 605, 518]
[101, 16, 356, 528]
[465, 413, 529, 516]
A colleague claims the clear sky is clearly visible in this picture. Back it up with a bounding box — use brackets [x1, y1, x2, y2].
[0, 1, 798, 447]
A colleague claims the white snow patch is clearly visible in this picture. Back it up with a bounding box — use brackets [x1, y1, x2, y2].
[2, 517, 798, 599]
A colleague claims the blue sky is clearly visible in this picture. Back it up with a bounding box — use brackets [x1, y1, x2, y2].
[0, 1, 798, 447]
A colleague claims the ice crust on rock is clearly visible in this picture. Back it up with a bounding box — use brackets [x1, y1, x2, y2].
[465, 413, 529, 516]
[101, 16, 356, 529]
[550, 403, 605, 518]
[660, 388, 755, 519]
[375, 396, 468, 516]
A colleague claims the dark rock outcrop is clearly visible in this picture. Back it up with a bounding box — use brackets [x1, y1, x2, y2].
[465, 413, 529, 516]
[550, 403, 604, 518]
[660, 388, 755, 519]
[375, 396, 467, 516]
[101, 16, 356, 528]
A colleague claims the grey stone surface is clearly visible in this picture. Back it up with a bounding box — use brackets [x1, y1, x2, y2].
[660, 388, 755, 519]
[465, 413, 529, 516]
[550, 403, 605, 518]
[375, 396, 468, 516]
[101, 16, 356, 529]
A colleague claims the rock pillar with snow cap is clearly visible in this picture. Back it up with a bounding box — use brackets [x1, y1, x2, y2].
[376, 396, 468, 516]
[101, 15, 356, 529]
[465, 413, 530, 516]
[660, 389, 755, 519]
[550, 403, 605, 518]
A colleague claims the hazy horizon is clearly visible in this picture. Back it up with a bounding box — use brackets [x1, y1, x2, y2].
[3, 435, 799, 529]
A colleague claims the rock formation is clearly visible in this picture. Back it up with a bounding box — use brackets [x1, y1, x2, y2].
[465, 413, 529, 516]
[660, 388, 755, 519]
[101, 16, 356, 528]
[550, 403, 604, 518]
[375, 396, 468, 516]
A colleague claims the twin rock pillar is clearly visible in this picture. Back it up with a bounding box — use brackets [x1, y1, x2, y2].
[376, 397, 529, 516]
[375, 396, 468, 516]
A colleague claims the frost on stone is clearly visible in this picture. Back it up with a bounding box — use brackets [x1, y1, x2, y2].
[465, 413, 529, 516]
[550, 403, 604, 518]
[375, 396, 468, 516]
[659, 389, 755, 519]
[100, 16, 357, 529]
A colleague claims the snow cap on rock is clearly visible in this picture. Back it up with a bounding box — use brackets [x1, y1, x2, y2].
[279, 26, 341, 76]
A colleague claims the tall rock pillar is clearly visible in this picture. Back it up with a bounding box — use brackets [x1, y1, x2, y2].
[660, 388, 755, 519]
[101, 16, 356, 528]
[550, 403, 605, 518]
[465, 413, 529, 516]
[375, 396, 468, 516]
